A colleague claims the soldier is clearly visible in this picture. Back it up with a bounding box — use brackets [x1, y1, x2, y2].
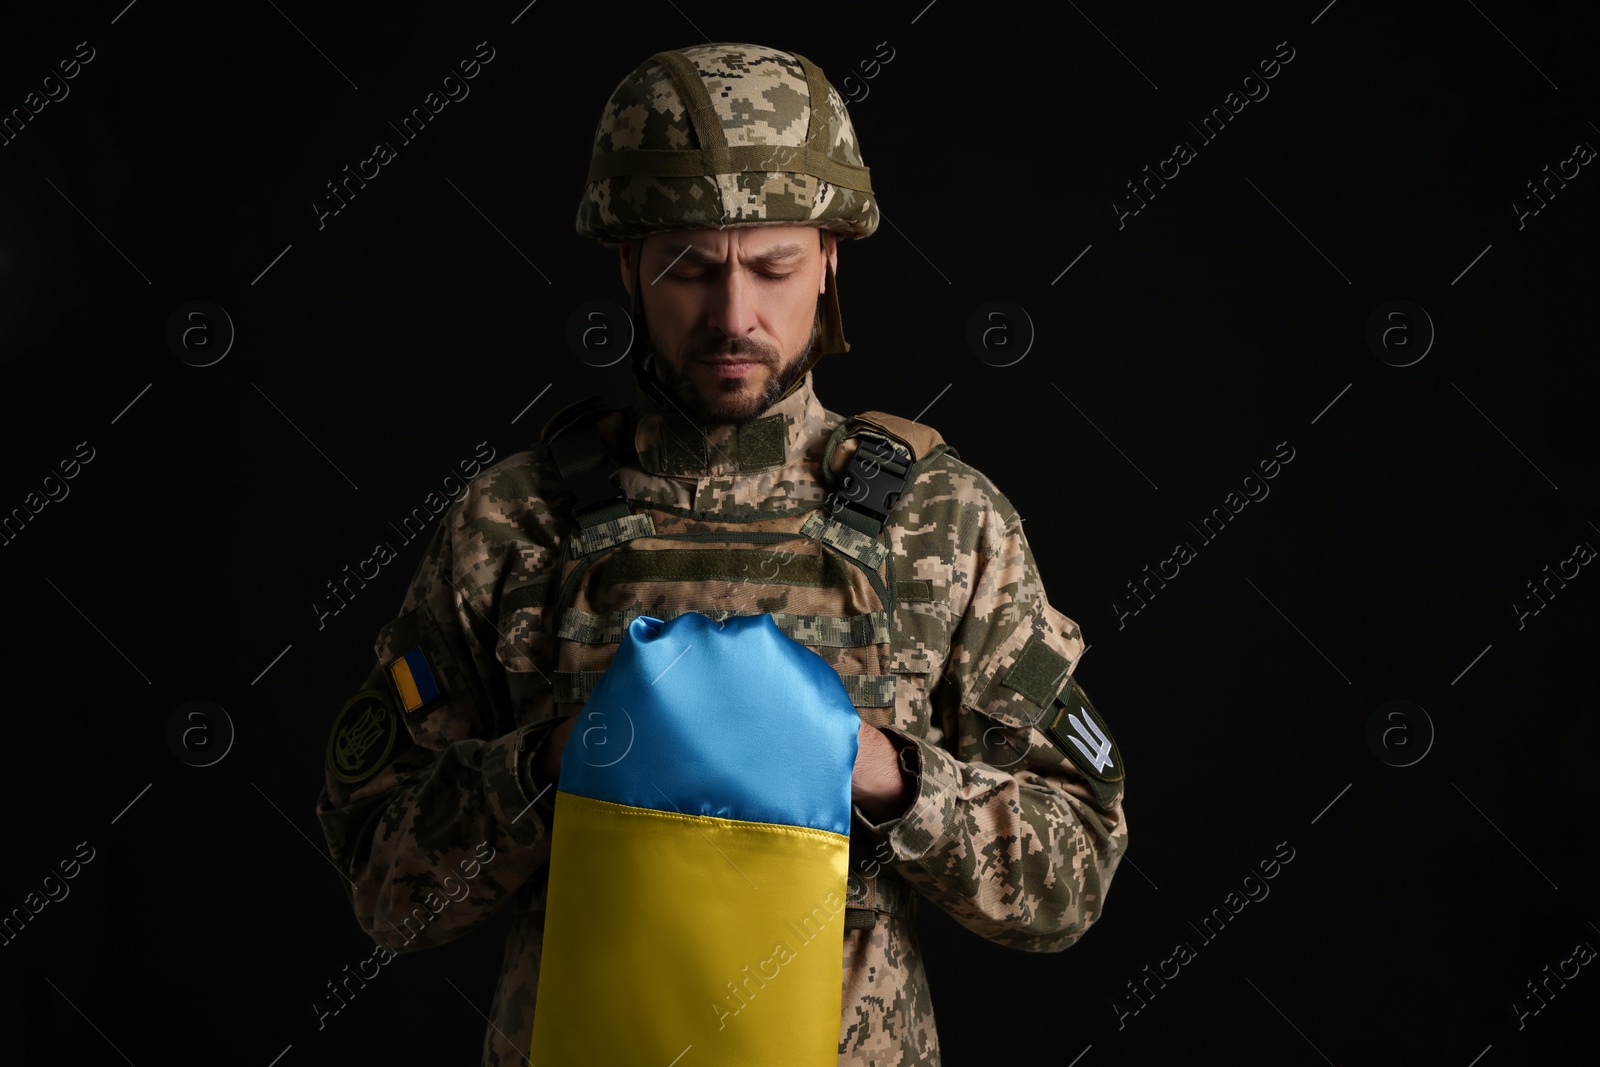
[316, 42, 1127, 1066]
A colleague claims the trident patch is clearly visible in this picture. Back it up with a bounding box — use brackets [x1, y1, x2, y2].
[1042, 678, 1123, 804]
[326, 689, 399, 784]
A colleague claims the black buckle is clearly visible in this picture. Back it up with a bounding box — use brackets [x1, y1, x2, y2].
[561, 461, 624, 519]
[828, 436, 906, 524]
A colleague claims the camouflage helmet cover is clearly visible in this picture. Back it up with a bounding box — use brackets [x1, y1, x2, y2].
[576, 42, 879, 244]
[576, 43, 878, 381]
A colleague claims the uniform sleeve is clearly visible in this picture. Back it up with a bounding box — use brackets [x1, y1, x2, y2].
[314, 452, 567, 952]
[857, 478, 1128, 953]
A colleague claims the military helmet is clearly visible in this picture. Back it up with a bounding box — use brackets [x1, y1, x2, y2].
[575, 43, 878, 399]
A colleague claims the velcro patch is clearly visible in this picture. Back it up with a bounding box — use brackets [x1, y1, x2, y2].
[1040, 678, 1123, 806]
[1000, 630, 1072, 710]
[326, 689, 400, 785]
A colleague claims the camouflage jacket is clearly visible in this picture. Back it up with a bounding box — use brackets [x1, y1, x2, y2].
[315, 370, 1128, 1066]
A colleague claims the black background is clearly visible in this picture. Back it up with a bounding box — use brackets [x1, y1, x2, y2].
[2, 1, 1597, 1064]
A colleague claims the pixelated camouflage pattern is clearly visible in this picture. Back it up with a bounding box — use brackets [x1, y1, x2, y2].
[840, 915, 940, 1062]
[314, 371, 1127, 1067]
[576, 42, 879, 246]
[547, 506, 898, 713]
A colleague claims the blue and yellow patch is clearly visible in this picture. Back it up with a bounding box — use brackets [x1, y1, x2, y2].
[386, 644, 440, 713]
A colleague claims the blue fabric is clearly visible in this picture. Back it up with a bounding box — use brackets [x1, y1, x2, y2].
[402, 646, 439, 703]
[557, 612, 861, 836]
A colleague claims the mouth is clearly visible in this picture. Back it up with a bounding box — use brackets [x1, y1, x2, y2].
[699, 355, 766, 378]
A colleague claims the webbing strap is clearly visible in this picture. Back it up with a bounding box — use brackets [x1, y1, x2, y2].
[560, 606, 888, 648]
[843, 873, 918, 929]
[799, 510, 887, 569]
[647, 50, 731, 179]
[840, 673, 896, 708]
[566, 514, 656, 559]
[549, 422, 630, 530]
[796, 52, 833, 157]
[554, 667, 895, 708]
[552, 670, 608, 705]
[587, 145, 873, 191]
[605, 548, 850, 587]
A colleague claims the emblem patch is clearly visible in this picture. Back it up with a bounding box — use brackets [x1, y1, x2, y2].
[388, 644, 441, 713]
[1042, 678, 1123, 798]
[326, 689, 399, 784]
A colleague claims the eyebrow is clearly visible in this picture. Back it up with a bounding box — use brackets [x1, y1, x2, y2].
[661, 241, 807, 266]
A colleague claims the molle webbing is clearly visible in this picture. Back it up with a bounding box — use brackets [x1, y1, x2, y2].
[559, 606, 889, 647]
[550, 667, 896, 708]
[602, 547, 854, 587]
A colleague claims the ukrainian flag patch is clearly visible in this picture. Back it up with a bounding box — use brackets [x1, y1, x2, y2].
[387, 644, 440, 713]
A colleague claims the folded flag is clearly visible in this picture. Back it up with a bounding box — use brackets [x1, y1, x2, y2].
[528, 611, 860, 1065]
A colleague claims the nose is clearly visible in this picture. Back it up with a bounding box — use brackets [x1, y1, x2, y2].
[705, 264, 758, 343]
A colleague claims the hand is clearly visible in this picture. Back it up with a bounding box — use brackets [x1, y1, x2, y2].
[851, 721, 915, 824]
[536, 715, 580, 789]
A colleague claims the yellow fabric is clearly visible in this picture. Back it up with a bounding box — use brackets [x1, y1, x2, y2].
[529, 791, 849, 1066]
[387, 658, 421, 712]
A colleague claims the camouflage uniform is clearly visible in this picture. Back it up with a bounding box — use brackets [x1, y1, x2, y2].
[315, 43, 1127, 1067]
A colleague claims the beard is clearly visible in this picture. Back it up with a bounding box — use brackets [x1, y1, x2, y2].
[643, 307, 821, 426]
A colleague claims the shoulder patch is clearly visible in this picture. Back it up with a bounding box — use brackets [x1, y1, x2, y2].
[387, 644, 442, 713]
[1040, 678, 1123, 806]
[326, 689, 400, 785]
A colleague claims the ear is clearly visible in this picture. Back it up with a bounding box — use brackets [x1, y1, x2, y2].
[618, 243, 635, 299]
[818, 231, 838, 295]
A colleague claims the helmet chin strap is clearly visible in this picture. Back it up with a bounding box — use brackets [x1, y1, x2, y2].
[774, 230, 845, 403]
[627, 240, 681, 412]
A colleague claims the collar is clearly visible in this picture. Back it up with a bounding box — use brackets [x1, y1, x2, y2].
[631, 369, 834, 477]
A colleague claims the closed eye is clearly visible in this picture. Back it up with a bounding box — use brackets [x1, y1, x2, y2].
[667, 269, 796, 282]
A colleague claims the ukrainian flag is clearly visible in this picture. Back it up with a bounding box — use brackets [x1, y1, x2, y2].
[387, 644, 439, 714]
[528, 612, 859, 1066]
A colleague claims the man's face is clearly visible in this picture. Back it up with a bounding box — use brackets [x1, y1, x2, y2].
[622, 225, 837, 425]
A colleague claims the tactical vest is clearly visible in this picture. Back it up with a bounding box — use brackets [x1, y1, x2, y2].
[537, 395, 957, 932]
